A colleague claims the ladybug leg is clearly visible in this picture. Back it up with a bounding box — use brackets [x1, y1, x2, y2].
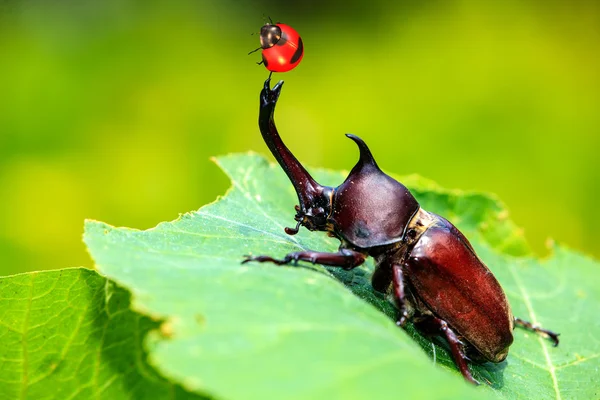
[392, 265, 411, 327]
[514, 317, 560, 346]
[248, 46, 262, 55]
[414, 316, 479, 385]
[242, 248, 366, 270]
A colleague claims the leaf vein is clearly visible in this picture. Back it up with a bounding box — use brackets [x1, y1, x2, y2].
[507, 263, 561, 400]
[196, 211, 306, 248]
[555, 353, 600, 370]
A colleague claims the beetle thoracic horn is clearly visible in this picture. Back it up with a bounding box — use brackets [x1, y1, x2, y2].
[258, 79, 327, 213]
[344, 133, 381, 172]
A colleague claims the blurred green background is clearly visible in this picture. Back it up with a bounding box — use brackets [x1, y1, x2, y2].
[0, 1, 598, 276]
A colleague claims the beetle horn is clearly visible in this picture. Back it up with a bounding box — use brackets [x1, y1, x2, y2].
[258, 79, 326, 212]
[345, 133, 381, 173]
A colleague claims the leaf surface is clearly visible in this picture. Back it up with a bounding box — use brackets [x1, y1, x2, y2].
[0, 269, 203, 400]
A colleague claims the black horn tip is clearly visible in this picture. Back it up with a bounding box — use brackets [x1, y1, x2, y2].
[345, 133, 379, 168]
[345, 133, 369, 151]
[263, 78, 284, 91]
[272, 79, 284, 93]
[260, 79, 284, 108]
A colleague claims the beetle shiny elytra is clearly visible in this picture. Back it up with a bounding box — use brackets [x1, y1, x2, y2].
[243, 79, 560, 384]
[249, 23, 304, 73]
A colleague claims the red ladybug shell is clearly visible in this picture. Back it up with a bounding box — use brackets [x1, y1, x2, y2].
[260, 23, 304, 73]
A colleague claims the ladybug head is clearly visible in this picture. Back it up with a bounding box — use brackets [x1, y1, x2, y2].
[259, 24, 282, 49]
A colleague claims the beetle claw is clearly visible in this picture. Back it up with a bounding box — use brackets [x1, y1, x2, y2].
[242, 255, 289, 265]
[241, 255, 261, 264]
[284, 220, 302, 235]
[241, 255, 253, 264]
[396, 310, 410, 327]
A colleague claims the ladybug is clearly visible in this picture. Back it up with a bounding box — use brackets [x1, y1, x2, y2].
[249, 23, 304, 73]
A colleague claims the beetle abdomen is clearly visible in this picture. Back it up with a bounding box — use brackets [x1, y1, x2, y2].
[404, 213, 514, 362]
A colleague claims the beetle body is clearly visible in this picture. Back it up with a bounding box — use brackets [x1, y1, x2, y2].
[244, 79, 559, 384]
[256, 23, 304, 73]
[401, 211, 514, 362]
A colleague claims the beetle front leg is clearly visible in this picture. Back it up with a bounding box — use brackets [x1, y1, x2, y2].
[413, 316, 479, 385]
[242, 248, 366, 270]
[514, 317, 560, 346]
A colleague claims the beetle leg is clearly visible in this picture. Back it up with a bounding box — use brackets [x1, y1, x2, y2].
[242, 248, 366, 270]
[392, 265, 410, 327]
[284, 220, 302, 235]
[440, 319, 479, 385]
[414, 316, 479, 385]
[514, 317, 560, 346]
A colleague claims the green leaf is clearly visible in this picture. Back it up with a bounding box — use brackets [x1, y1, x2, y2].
[0, 268, 204, 400]
[82, 153, 599, 399]
[1, 153, 595, 399]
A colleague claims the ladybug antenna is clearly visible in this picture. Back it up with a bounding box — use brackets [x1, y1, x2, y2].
[261, 14, 273, 25]
[268, 71, 273, 80]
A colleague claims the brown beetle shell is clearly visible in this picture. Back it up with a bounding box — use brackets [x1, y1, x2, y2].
[404, 214, 514, 362]
[330, 135, 420, 248]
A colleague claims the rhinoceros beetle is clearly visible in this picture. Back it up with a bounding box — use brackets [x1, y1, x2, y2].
[243, 79, 560, 384]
